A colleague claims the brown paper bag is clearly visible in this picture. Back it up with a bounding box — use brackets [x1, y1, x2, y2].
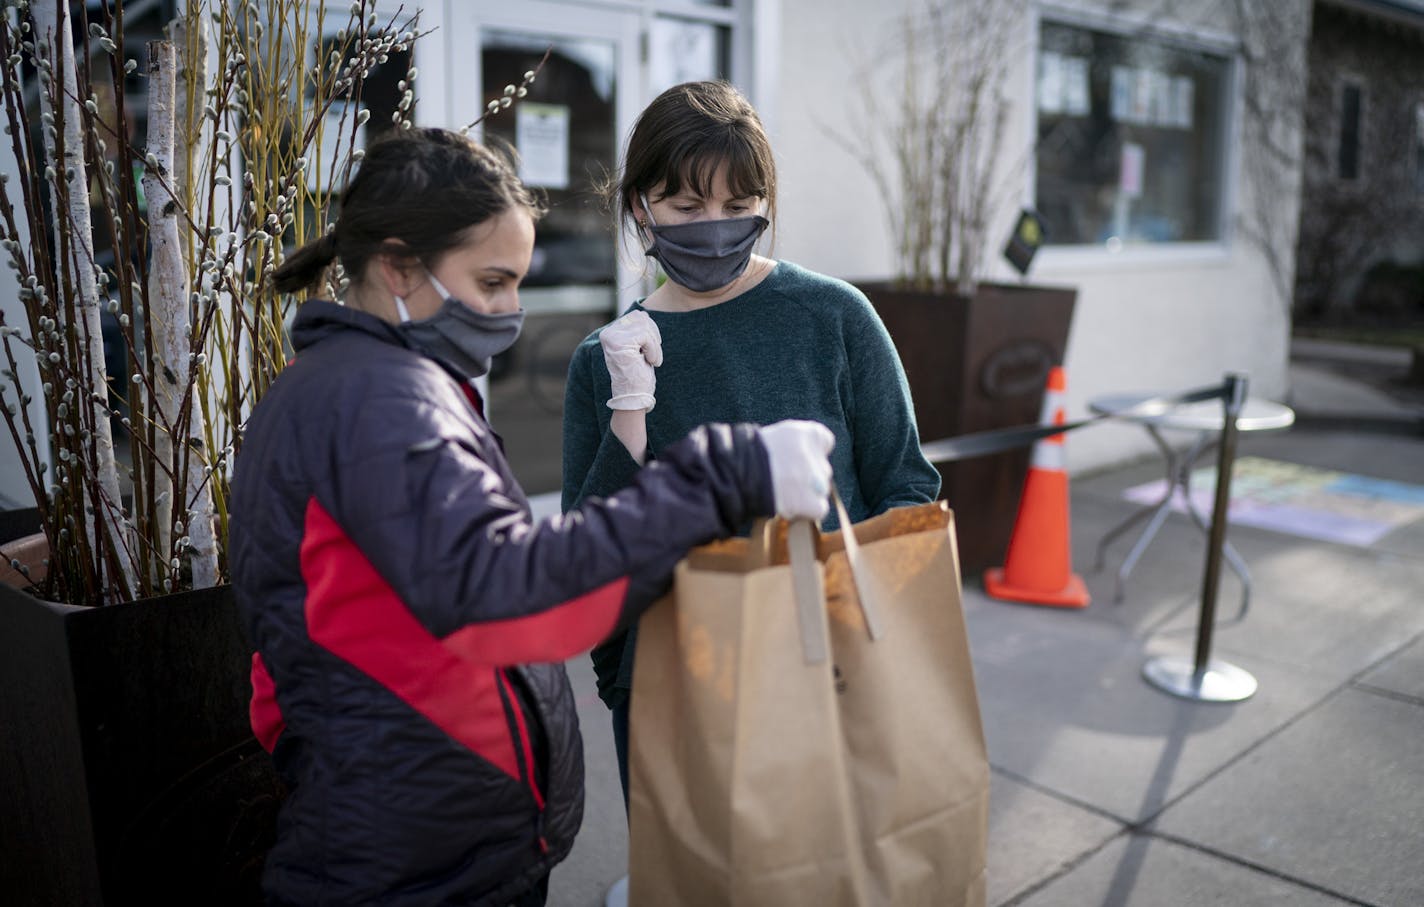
[627, 519, 870, 906]
[628, 499, 988, 906]
[822, 500, 989, 906]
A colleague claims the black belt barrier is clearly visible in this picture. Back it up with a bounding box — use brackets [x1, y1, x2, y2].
[919, 372, 1260, 703]
[919, 381, 1228, 465]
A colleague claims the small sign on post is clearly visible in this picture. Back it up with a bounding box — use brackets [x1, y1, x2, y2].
[1003, 208, 1047, 276]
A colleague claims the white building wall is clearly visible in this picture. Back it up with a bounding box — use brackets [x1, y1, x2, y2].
[767, 0, 1309, 474]
[0, 137, 48, 510]
[765, 0, 901, 287]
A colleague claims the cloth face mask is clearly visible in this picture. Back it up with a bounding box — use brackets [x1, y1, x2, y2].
[394, 274, 524, 380]
[641, 192, 769, 293]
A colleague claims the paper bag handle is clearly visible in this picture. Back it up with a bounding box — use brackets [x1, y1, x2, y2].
[785, 489, 886, 664]
[829, 488, 885, 642]
[744, 517, 829, 664]
[786, 520, 827, 664]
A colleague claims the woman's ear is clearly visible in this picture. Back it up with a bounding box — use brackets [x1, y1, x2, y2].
[373, 241, 421, 299]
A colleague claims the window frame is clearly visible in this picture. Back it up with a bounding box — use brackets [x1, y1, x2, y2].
[1027, 3, 1243, 267]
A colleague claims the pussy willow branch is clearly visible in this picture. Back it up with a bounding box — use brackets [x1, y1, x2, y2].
[0, 0, 424, 600]
[463, 47, 552, 134]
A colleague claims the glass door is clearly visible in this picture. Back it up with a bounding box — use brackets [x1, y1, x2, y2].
[448, 3, 640, 497]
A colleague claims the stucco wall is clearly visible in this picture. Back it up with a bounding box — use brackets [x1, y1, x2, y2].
[765, 0, 903, 284]
[768, 0, 1309, 474]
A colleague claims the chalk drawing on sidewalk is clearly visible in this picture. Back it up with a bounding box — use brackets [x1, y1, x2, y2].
[1122, 456, 1424, 547]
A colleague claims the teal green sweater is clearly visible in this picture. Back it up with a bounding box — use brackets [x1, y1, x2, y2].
[561, 260, 941, 705]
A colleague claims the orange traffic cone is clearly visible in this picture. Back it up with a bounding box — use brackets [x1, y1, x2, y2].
[983, 366, 1090, 608]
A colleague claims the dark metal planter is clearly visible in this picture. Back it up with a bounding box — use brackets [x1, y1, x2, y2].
[0, 559, 281, 906]
[860, 281, 1078, 576]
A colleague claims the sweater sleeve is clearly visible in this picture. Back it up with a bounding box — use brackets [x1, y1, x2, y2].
[843, 293, 942, 513]
[561, 337, 642, 513]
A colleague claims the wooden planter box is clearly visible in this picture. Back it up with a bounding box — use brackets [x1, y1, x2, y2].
[0, 522, 281, 906]
[859, 281, 1078, 577]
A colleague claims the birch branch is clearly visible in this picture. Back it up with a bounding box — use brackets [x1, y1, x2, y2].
[169, 3, 210, 267]
[33, 0, 135, 600]
[144, 40, 218, 589]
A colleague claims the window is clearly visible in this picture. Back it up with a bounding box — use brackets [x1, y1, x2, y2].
[1035, 20, 1232, 247]
[1337, 79, 1363, 181]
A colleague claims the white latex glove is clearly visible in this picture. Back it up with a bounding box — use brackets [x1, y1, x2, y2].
[758, 420, 836, 522]
[600, 310, 663, 411]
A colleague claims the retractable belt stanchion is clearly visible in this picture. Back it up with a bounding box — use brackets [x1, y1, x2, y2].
[921, 371, 1259, 703]
[1140, 373, 1258, 702]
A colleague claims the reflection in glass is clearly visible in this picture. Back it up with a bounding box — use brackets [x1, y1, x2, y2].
[650, 18, 729, 93]
[1035, 22, 1229, 246]
[482, 32, 617, 290]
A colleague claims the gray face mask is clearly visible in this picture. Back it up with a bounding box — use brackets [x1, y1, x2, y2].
[393, 274, 524, 380]
[641, 192, 769, 293]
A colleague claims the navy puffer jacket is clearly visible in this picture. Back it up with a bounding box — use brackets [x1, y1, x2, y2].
[230, 301, 774, 905]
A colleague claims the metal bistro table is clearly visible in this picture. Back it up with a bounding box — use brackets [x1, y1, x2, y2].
[1089, 392, 1295, 615]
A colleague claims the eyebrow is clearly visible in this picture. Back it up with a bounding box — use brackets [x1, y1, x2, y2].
[663, 192, 755, 203]
[481, 266, 522, 278]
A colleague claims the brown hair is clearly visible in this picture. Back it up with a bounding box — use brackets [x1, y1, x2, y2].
[271, 128, 543, 294]
[614, 81, 777, 237]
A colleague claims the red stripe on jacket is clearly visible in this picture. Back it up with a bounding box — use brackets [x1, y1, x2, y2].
[300, 497, 518, 778]
[442, 575, 628, 665]
[498, 669, 546, 811]
[249, 653, 285, 753]
[295, 497, 627, 779]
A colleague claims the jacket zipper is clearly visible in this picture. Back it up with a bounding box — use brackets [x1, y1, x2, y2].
[498, 668, 548, 854]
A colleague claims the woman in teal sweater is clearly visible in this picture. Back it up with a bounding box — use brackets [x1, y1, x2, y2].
[561, 80, 940, 807]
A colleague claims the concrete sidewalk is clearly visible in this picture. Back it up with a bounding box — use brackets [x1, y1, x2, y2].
[548, 349, 1424, 906]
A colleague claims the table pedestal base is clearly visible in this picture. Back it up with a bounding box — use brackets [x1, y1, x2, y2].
[1142, 655, 1257, 703]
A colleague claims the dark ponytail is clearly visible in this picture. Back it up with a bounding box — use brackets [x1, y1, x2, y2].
[271, 232, 339, 294]
[270, 128, 543, 294]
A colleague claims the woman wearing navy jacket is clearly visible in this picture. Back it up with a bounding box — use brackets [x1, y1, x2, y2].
[229, 127, 834, 907]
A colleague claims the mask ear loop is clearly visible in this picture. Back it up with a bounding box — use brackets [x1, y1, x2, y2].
[426, 272, 455, 302]
[394, 272, 454, 324]
[638, 191, 659, 229]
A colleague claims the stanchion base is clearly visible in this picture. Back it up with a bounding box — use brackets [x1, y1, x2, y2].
[1142, 655, 1257, 702]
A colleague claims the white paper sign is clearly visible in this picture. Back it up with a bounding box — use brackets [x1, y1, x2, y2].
[1172, 76, 1195, 129]
[1061, 56, 1090, 116]
[1038, 51, 1064, 114]
[516, 102, 569, 190]
[1111, 65, 1133, 121]
[1131, 69, 1153, 124]
[1151, 70, 1173, 126]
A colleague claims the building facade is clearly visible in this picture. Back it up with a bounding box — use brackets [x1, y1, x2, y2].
[0, 0, 1314, 507]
